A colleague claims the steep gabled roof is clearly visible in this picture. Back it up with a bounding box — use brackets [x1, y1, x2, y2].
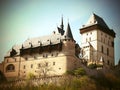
[80, 13, 115, 37]
[65, 23, 74, 40]
[86, 13, 109, 29]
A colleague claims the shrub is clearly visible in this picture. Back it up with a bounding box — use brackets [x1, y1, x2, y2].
[88, 64, 97, 69]
[74, 68, 86, 76]
[66, 70, 74, 75]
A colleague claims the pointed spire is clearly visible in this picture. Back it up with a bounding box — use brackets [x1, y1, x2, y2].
[57, 16, 65, 35]
[60, 15, 64, 30]
[65, 22, 73, 40]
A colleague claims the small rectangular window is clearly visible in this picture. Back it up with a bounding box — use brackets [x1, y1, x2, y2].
[25, 57, 28, 60]
[38, 64, 41, 68]
[89, 37, 91, 41]
[23, 65, 26, 69]
[46, 63, 48, 66]
[111, 41, 114, 47]
[53, 62, 55, 65]
[31, 64, 33, 68]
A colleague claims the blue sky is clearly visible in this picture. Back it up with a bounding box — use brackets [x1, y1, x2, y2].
[0, 0, 120, 64]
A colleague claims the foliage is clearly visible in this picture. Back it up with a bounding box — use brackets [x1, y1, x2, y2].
[66, 67, 86, 76]
[27, 72, 35, 80]
[1, 74, 120, 90]
[66, 70, 74, 75]
[88, 64, 97, 69]
[74, 68, 86, 76]
[36, 61, 53, 78]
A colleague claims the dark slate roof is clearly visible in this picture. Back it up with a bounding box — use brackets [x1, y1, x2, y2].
[65, 23, 74, 40]
[80, 13, 115, 37]
[85, 13, 109, 29]
[22, 33, 64, 49]
[5, 33, 65, 57]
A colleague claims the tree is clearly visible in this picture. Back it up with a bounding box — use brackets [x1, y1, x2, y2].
[36, 61, 53, 78]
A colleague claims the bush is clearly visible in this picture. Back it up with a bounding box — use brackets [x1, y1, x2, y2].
[66, 70, 74, 75]
[88, 64, 97, 69]
[27, 73, 35, 79]
[74, 68, 86, 76]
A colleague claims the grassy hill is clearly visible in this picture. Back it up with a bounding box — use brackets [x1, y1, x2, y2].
[0, 65, 120, 90]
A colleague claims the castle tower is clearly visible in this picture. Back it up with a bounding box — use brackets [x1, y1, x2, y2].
[80, 13, 115, 68]
[63, 22, 75, 55]
[62, 22, 79, 70]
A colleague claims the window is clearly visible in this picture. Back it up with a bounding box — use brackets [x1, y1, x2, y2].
[107, 60, 110, 65]
[25, 57, 28, 60]
[59, 68, 61, 70]
[86, 33, 88, 35]
[112, 41, 114, 47]
[51, 53, 53, 56]
[90, 32, 92, 34]
[107, 48, 109, 56]
[101, 45, 103, 53]
[53, 62, 55, 65]
[46, 62, 48, 66]
[89, 37, 91, 41]
[31, 64, 33, 68]
[101, 37, 102, 42]
[23, 65, 26, 69]
[38, 64, 41, 68]
[6, 64, 15, 72]
[43, 54, 48, 58]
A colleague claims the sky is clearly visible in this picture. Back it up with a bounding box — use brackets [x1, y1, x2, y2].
[0, 0, 120, 65]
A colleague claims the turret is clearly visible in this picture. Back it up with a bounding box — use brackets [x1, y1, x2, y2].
[62, 22, 75, 55]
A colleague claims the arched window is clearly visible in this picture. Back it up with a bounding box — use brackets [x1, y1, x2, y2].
[6, 64, 15, 72]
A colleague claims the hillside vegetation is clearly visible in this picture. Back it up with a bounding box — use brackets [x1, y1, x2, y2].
[0, 66, 120, 90]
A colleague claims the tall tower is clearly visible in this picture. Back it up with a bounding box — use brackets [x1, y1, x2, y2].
[80, 13, 115, 68]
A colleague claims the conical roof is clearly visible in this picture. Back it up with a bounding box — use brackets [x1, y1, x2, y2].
[65, 23, 73, 39]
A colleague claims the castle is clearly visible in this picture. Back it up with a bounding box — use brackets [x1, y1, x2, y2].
[0, 13, 115, 80]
